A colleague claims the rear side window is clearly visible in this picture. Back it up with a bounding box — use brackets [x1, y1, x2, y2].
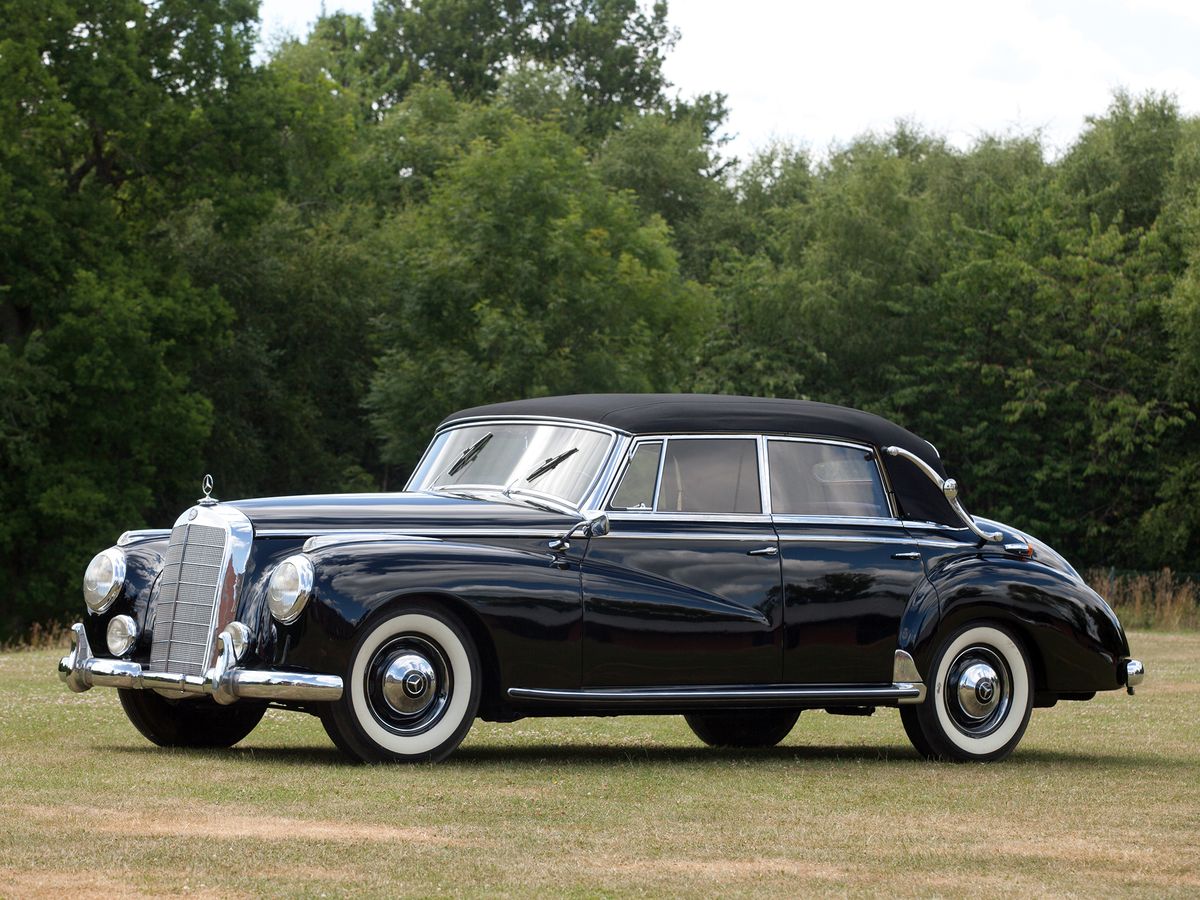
[659, 439, 761, 514]
[768, 440, 890, 518]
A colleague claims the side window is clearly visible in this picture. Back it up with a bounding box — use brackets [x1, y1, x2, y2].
[659, 439, 762, 514]
[768, 441, 890, 518]
[609, 441, 662, 510]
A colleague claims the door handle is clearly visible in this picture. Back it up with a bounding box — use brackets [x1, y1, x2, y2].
[747, 546, 779, 557]
[891, 551, 922, 560]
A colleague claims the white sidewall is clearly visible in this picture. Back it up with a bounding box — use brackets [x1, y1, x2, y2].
[349, 613, 473, 756]
[933, 626, 1029, 757]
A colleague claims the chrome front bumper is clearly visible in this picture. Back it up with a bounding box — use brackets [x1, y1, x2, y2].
[58, 622, 342, 704]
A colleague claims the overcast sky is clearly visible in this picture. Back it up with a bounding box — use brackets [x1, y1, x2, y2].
[259, 0, 1200, 162]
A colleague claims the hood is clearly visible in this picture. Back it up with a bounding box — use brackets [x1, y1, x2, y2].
[229, 491, 575, 535]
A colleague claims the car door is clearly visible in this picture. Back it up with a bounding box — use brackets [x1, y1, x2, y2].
[580, 436, 784, 687]
[767, 437, 927, 685]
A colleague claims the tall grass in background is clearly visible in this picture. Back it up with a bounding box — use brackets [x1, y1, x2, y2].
[1087, 568, 1200, 630]
[4, 570, 1196, 650]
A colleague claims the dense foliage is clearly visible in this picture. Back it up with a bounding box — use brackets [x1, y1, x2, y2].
[2, 0, 1197, 637]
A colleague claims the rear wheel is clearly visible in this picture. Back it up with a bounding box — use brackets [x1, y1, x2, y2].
[118, 689, 266, 748]
[684, 709, 800, 748]
[901, 622, 1033, 762]
[320, 607, 481, 763]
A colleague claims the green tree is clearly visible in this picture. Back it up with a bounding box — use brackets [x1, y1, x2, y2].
[359, 0, 675, 136]
[366, 112, 713, 468]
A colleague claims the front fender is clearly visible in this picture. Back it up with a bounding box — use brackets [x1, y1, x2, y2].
[905, 555, 1128, 693]
[274, 538, 584, 692]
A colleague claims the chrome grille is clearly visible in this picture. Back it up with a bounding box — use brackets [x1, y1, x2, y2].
[149, 521, 228, 676]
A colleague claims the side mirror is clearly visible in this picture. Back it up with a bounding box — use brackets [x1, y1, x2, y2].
[585, 513, 609, 538]
[549, 513, 609, 552]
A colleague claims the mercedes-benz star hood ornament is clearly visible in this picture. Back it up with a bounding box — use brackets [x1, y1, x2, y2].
[198, 473, 217, 506]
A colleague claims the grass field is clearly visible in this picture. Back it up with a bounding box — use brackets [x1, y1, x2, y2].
[1, 632, 1196, 898]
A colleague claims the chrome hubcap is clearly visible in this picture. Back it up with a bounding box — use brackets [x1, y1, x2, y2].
[945, 646, 1011, 736]
[382, 653, 438, 715]
[956, 662, 1000, 719]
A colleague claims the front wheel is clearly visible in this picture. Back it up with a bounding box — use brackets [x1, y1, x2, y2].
[320, 607, 481, 763]
[901, 622, 1033, 762]
[118, 689, 266, 748]
[684, 709, 800, 748]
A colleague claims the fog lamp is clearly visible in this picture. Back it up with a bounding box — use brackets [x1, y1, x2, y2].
[106, 614, 138, 656]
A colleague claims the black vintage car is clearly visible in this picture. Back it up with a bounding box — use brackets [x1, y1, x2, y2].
[60, 394, 1144, 762]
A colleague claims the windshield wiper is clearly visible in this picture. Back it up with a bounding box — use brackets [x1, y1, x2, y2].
[523, 447, 578, 483]
[444, 432, 493, 478]
[500, 488, 580, 516]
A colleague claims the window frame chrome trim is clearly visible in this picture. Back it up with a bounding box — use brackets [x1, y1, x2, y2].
[607, 439, 664, 512]
[601, 432, 902, 524]
[764, 434, 898, 521]
[601, 433, 768, 516]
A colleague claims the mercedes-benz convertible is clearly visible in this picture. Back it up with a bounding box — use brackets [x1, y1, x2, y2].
[59, 394, 1144, 762]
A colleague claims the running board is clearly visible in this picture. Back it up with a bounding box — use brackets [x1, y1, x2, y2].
[509, 650, 927, 708]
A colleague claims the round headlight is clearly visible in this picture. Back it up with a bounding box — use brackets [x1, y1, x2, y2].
[106, 614, 139, 656]
[83, 548, 126, 614]
[267, 555, 314, 624]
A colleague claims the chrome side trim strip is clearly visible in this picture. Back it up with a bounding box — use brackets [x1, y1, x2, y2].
[258, 528, 565, 540]
[59, 623, 342, 703]
[914, 538, 977, 549]
[117, 529, 171, 547]
[775, 534, 917, 545]
[600, 532, 778, 542]
[302, 532, 444, 553]
[507, 683, 923, 705]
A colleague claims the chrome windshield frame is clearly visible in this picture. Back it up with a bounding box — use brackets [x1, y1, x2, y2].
[406, 417, 630, 513]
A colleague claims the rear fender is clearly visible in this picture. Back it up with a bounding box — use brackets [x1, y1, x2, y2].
[903, 555, 1127, 693]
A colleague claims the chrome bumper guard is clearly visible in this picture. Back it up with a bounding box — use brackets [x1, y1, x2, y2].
[58, 623, 342, 704]
[1125, 658, 1145, 695]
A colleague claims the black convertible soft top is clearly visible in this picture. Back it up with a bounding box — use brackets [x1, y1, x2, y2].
[443, 394, 958, 525]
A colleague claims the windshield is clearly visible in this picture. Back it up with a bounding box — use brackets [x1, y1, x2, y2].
[408, 422, 615, 508]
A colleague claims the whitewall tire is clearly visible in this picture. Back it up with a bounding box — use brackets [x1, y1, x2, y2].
[320, 607, 481, 763]
[900, 622, 1033, 762]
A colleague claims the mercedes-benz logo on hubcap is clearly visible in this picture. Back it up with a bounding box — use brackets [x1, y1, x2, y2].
[976, 680, 996, 703]
[403, 672, 427, 697]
